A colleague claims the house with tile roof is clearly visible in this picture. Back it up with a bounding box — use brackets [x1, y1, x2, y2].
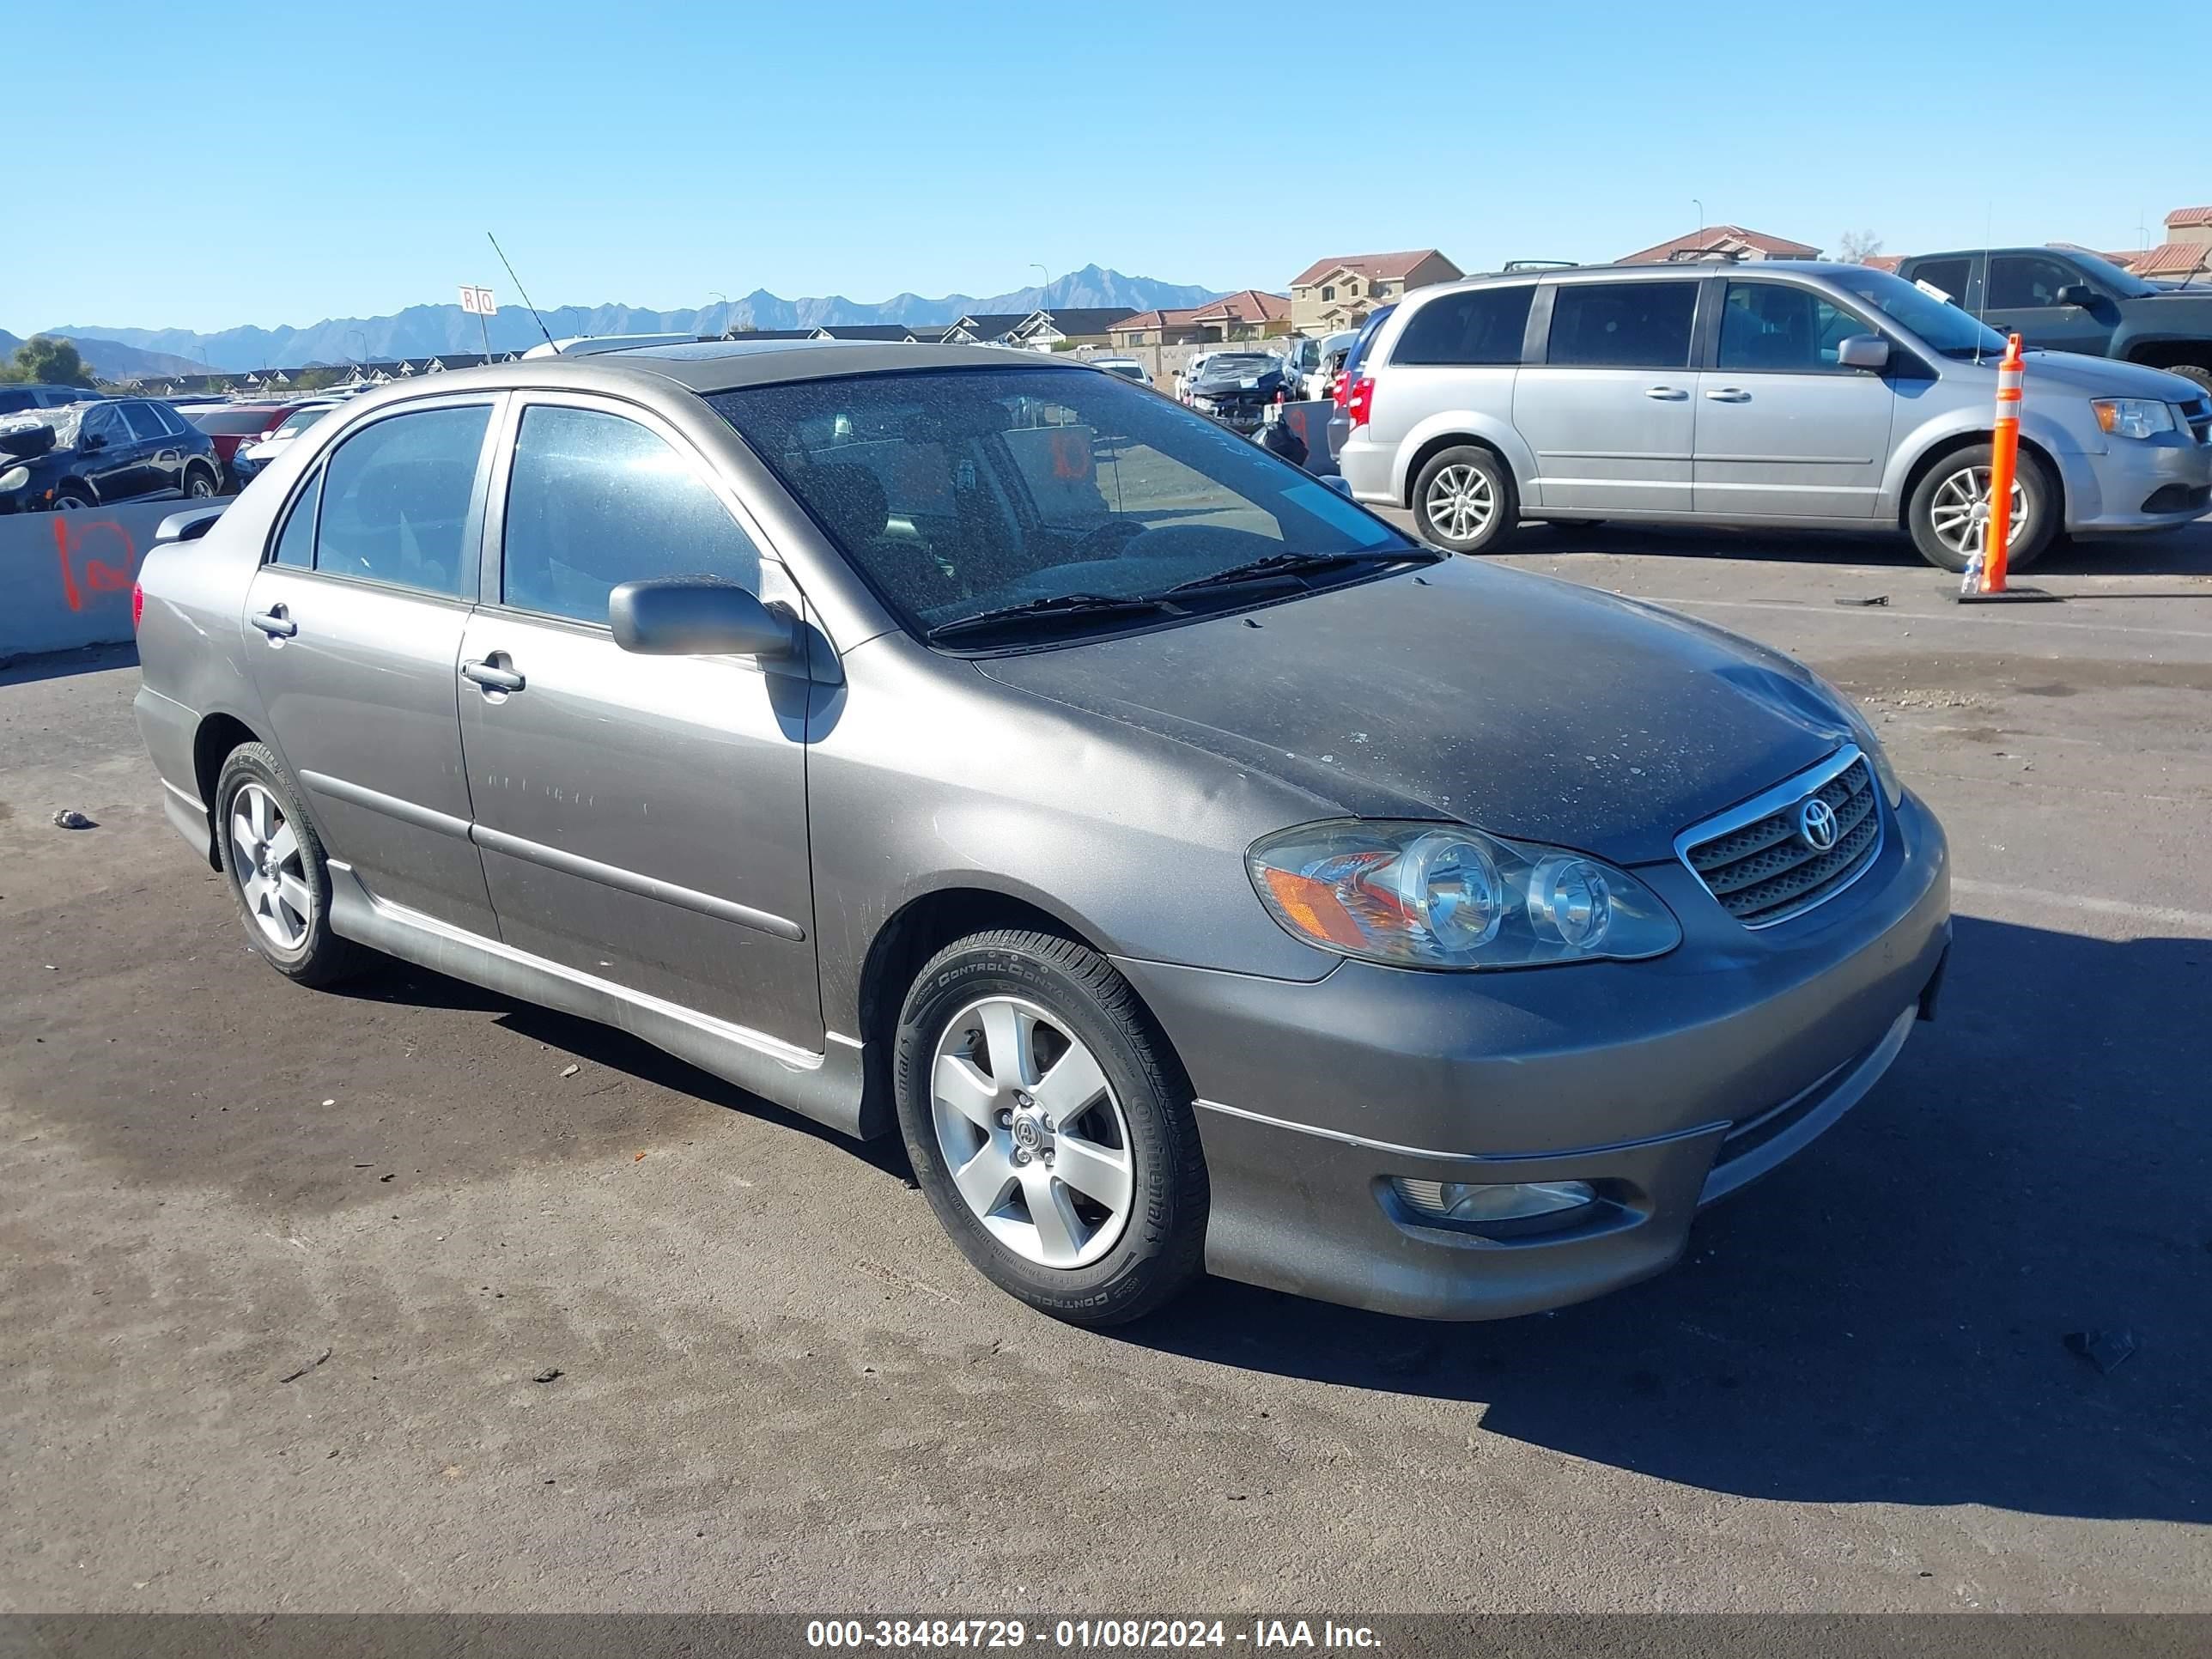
[1105, 290, 1291, 348]
[1287, 251, 1462, 334]
[1616, 225, 1822, 265]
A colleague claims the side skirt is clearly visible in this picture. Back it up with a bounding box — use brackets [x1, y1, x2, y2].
[325, 862, 879, 1139]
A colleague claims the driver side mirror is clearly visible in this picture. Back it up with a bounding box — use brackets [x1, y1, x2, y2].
[1836, 335, 1890, 372]
[81, 430, 107, 452]
[2054, 283, 2098, 309]
[609, 576, 799, 659]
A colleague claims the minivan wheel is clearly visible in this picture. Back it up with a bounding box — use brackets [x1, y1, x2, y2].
[894, 929, 1208, 1327]
[1413, 445, 1517, 554]
[213, 743, 364, 987]
[1907, 443, 2058, 574]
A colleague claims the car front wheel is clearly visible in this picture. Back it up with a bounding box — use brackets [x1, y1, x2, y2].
[894, 929, 1207, 1327]
[1413, 445, 1517, 554]
[1908, 443, 2058, 574]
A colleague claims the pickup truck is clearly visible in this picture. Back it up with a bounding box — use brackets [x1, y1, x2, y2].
[1893, 246, 2212, 397]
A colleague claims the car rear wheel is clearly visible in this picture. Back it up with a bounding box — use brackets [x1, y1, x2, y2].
[214, 743, 364, 987]
[185, 466, 219, 500]
[1413, 445, 1517, 554]
[1907, 443, 2058, 574]
[894, 929, 1207, 1327]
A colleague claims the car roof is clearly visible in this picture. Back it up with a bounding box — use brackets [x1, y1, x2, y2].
[1439, 258, 1876, 291]
[387, 338, 1078, 398]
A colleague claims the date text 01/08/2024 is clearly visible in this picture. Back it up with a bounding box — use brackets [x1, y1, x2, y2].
[805, 1620, 1383, 1650]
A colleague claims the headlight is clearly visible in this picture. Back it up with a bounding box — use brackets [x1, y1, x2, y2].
[1248, 820, 1680, 969]
[1830, 691, 1905, 808]
[0, 464, 29, 494]
[2091, 398, 2176, 440]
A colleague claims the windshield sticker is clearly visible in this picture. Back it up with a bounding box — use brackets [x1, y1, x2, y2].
[1281, 481, 1396, 546]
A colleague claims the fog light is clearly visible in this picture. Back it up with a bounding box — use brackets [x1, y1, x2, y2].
[1395, 1177, 1595, 1224]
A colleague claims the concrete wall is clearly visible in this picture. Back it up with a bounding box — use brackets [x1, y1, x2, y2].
[0, 498, 232, 663]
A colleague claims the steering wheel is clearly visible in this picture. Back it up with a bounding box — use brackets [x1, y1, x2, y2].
[1068, 517, 1150, 562]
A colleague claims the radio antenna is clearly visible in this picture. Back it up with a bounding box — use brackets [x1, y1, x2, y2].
[487, 232, 558, 350]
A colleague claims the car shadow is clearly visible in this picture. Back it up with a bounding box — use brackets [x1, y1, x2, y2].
[1513, 514, 2212, 576]
[1109, 915, 2211, 1524]
[0, 641, 138, 688]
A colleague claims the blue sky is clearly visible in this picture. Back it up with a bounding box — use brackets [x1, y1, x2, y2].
[14, 0, 2209, 334]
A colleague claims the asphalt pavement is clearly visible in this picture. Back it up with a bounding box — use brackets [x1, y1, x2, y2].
[3, 517, 2208, 1615]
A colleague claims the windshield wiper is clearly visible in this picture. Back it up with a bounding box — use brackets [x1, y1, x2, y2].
[1163, 547, 1434, 597]
[926, 592, 1178, 642]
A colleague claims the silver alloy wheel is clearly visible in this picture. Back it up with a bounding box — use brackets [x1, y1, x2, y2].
[54, 494, 89, 511]
[1927, 465, 2028, 556]
[929, 994, 1135, 1269]
[228, 781, 311, 950]
[188, 473, 216, 498]
[1425, 463, 1495, 544]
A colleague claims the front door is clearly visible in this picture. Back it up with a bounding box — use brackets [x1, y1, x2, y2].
[1511, 277, 1704, 513]
[1693, 278, 1896, 519]
[457, 395, 821, 1048]
[75, 403, 145, 502]
[240, 397, 501, 937]
[1980, 252, 2113, 356]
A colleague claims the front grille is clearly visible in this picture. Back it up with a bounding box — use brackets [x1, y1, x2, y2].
[2183, 398, 2210, 445]
[1680, 753, 1881, 927]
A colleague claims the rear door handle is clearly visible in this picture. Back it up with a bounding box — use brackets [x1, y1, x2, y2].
[249, 605, 296, 639]
[1644, 386, 1688, 400]
[461, 658, 525, 693]
[1704, 387, 1752, 402]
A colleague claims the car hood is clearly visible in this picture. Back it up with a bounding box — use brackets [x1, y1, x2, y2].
[975, 560, 1853, 864]
[2019, 350, 2203, 401]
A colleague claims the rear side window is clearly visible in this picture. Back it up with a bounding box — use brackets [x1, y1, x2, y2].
[152, 403, 193, 438]
[313, 404, 490, 597]
[270, 467, 321, 568]
[1909, 258, 1971, 301]
[120, 402, 168, 441]
[0, 389, 33, 414]
[500, 404, 762, 625]
[1547, 281, 1699, 368]
[1390, 285, 1534, 366]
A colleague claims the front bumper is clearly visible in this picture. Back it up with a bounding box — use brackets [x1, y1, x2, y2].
[2057, 428, 2212, 532]
[1114, 788, 1950, 1321]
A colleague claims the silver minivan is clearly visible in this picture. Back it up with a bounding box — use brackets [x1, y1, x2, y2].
[1335, 262, 2212, 571]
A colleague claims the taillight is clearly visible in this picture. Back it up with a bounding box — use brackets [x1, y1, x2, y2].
[1346, 374, 1375, 428]
[131, 580, 145, 631]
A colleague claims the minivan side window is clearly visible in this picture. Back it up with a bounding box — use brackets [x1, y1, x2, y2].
[1390, 285, 1534, 367]
[1910, 258, 1972, 302]
[1547, 281, 1700, 369]
[1987, 254, 2084, 310]
[1717, 283, 1868, 373]
[313, 404, 491, 597]
[500, 404, 763, 626]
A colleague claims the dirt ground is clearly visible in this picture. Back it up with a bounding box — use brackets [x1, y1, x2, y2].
[3, 517, 2209, 1615]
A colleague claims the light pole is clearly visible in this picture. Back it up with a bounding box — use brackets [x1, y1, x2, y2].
[1692, 198, 1705, 231]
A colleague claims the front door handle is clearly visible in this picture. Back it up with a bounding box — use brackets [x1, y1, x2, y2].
[461, 658, 526, 693]
[249, 605, 296, 639]
[1644, 386, 1689, 400]
[1704, 387, 1752, 402]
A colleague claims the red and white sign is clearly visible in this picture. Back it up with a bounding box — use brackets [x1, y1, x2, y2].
[458, 285, 498, 316]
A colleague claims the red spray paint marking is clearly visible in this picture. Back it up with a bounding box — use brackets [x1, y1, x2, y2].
[51, 517, 140, 614]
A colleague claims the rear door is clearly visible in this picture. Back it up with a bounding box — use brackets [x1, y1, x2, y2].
[1982, 252, 2112, 355]
[119, 400, 185, 497]
[1692, 277, 1895, 519]
[457, 393, 821, 1047]
[1368, 283, 1533, 471]
[1510, 277, 1704, 513]
[240, 395, 501, 936]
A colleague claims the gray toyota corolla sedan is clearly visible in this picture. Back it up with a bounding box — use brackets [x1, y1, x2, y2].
[131, 340, 1950, 1326]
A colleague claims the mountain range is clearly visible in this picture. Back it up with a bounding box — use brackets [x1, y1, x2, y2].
[33, 266, 1232, 376]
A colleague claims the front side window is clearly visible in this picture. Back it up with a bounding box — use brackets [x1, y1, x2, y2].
[501, 405, 763, 624]
[1717, 283, 1869, 372]
[79, 404, 126, 448]
[1391, 285, 1534, 367]
[313, 404, 490, 596]
[1987, 254, 2086, 309]
[1546, 281, 1700, 368]
[711, 367, 1416, 643]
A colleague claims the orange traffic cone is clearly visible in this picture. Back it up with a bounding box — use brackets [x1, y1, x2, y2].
[1956, 331, 2058, 605]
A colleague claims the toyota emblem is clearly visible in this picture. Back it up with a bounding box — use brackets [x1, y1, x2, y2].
[1798, 798, 1840, 852]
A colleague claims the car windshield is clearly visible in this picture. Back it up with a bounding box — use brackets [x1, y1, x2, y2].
[1828, 268, 2008, 360]
[2, 405, 86, 447]
[711, 366, 1419, 644]
[1196, 355, 1276, 380]
[2054, 249, 2156, 298]
[275, 405, 335, 435]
